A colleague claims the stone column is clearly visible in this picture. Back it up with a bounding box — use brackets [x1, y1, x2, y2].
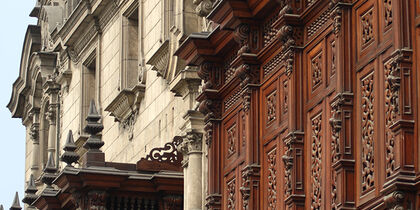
[29, 108, 40, 177]
[46, 106, 56, 159]
[44, 78, 60, 166]
[179, 131, 203, 210]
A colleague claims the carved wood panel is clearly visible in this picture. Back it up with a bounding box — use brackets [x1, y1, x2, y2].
[356, 0, 378, 61]
[356, 61, 379, 204]
[306, 41, 326, 99]
[263, 140, 281, 210]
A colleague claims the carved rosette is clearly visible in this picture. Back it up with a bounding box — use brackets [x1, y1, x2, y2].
[361, 73, 375, 193]
[310, 113, 322, 209]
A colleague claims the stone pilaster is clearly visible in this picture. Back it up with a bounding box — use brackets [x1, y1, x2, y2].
[44, 77, 60, 164]
[29, 108, 40, 177]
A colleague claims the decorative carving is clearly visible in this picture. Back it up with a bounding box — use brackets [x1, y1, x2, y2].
[263, 14, 279, 47]
[30, 122, 40, 142]
[330, 103, 342, 164]
[283, 80, 288, 114]
[224, 54, 238, 83]
[331, 170, 338, 210]
[277, 0, 293, 16]
[331, 40, 337, 75]
[240, 165, 260, 210]
[384, 0, 393, 28]
[227, 179, 236, 210]
[311, 51, 323, 90]
[136, 136, 183, 172]
[361, 72, 375, 193]
[266, 91, 277, 125]
[384, 191, 405, 210]
[307, 7, 333, 38]
[282, 141, 293, 197]
[311, 113, 322, 209]
[205, 194, 222, 209]
[330, 100, 341, 210]
[330, 6, 343, 36]
[194, 0, 216, 17]
[242, 115, 246, 147]
[361, 8, 375, 49]
[384, 59, 400, 178]
[267, 149, 277, 209]
[227, 124, 237, 156]
[88, 191, 106, 208]
[234, 24, 250, 54]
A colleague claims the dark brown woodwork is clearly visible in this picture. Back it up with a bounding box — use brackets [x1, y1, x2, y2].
[177, 0, 420, 209]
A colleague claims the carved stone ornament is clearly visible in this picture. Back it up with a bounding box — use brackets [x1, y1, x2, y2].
[194, 0, 216, 17]
[105, 85, 145, 140]
[146, 40, 170, 80]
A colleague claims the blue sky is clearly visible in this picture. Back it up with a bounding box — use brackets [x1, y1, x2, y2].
[0, 1, 36, 208]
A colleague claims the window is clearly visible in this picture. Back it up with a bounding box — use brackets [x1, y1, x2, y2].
[81, 51, 97, 134]
[121, 5, 139, 90]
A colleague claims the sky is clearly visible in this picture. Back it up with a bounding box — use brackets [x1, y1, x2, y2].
[0, 1, 37, 208]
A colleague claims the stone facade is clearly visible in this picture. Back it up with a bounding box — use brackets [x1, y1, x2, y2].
[8, 0, 216, 209]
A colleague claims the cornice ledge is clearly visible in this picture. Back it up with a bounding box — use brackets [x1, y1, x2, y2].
[146, 40, 170, 80]
[170, 67, 201, 97]
[104, 84, 145, 123]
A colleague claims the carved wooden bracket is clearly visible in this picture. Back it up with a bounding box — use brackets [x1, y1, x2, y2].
[136, 136, 183, 172]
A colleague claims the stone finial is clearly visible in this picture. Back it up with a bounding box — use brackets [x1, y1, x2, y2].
[83, 100, 104, 151]
[41, 153, 57, 187]
[22, 174, 38, 205]
[60, 130, 79, 166]
[82, 100, 105, 167]
[10, 192, 22, 210]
